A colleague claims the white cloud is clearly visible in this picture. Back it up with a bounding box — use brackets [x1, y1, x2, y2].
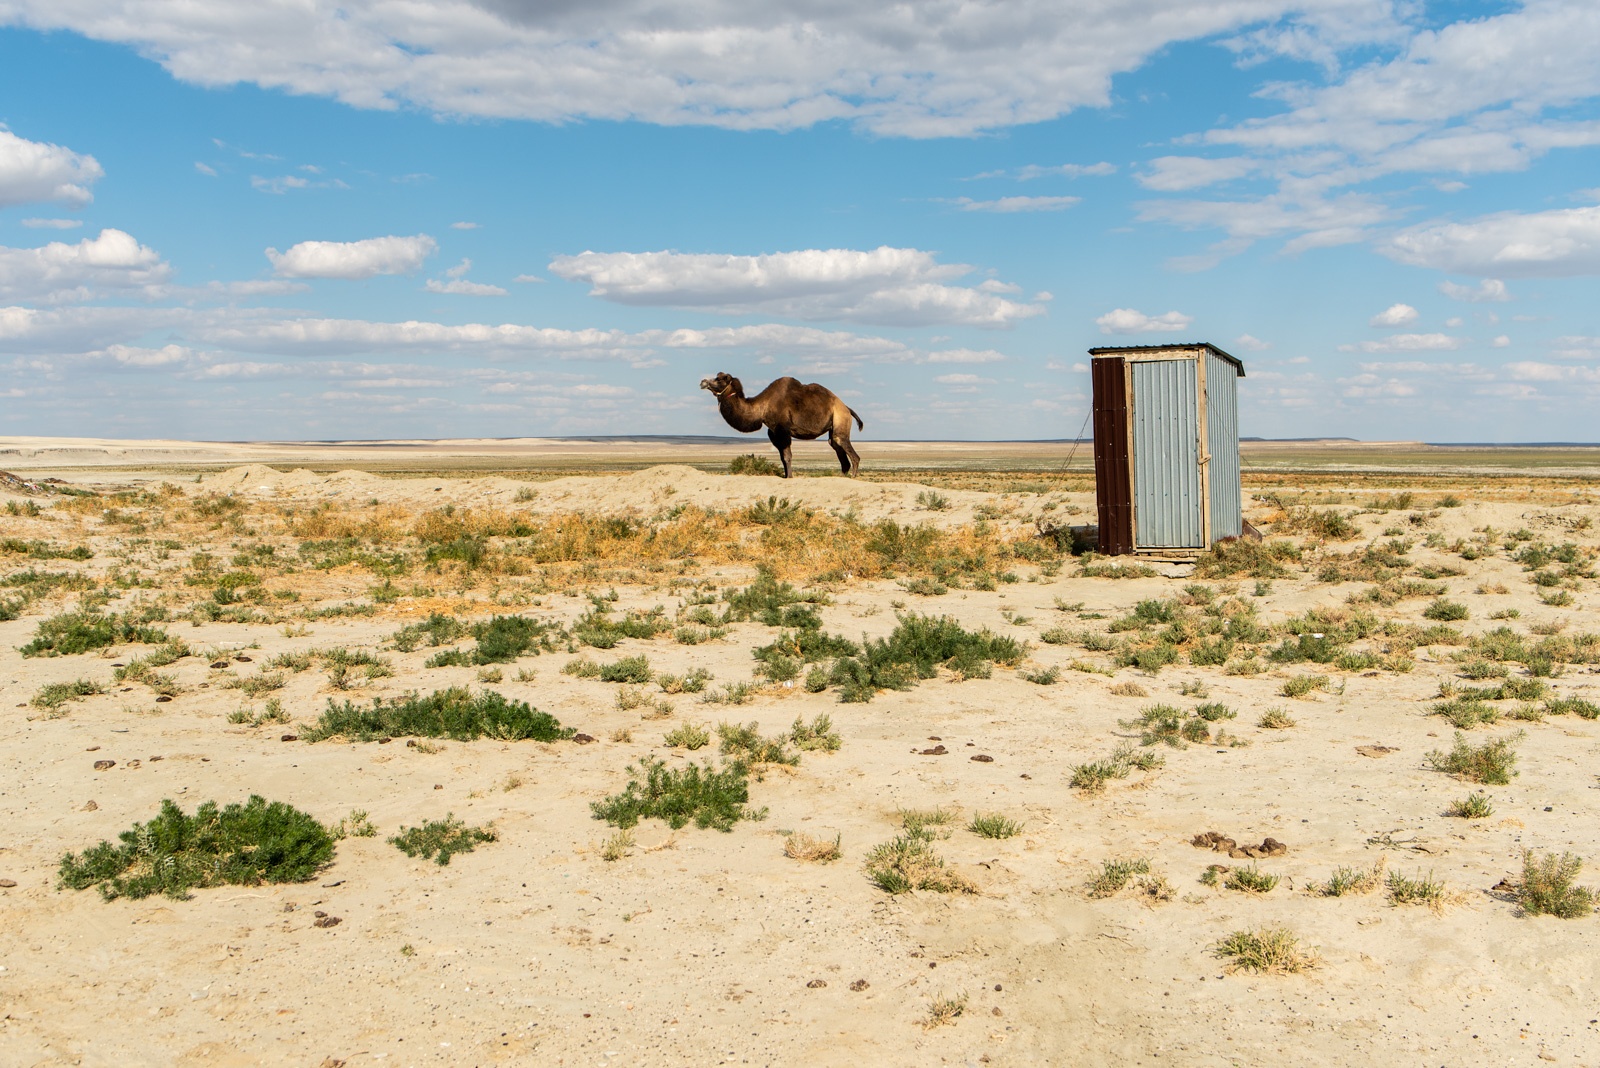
[100, 343, 192, 367]
[0, 1, 1412, 138]
[934, 373, 993, 384]
[513, 274, 544, 283]
[0, 127, 103, 208]
[0, 229, 172, 302]
[1385, 205, 1600, 277]
[425, 278, 509, 296]
[944, 195, 1080, 213]
[266, 234, 437, 279]
[1369, 303, 1418, 327]
[1505, 361, 1600, 383]
[446, 258, 471, 279]
[971, 162, 1116, 180]
[21, 218, 82, 229]
[251, 174, 349, 194]
[1438, 278, 1511, 302]
[451, 221, 480, 230]
[1139, 191, 1393, 264]
[1095, 308, 1193, 334]
[194, 161, 217, 177]
[1492, 334, 1511, 348]
[547, 247, 1045, 328]
[1137, 156, 1258, 192]
[1337, 333, 1465, 353]
[1233, 333, 1271, 351]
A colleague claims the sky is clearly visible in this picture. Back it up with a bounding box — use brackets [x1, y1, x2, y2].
[1, 0, 1598, 444]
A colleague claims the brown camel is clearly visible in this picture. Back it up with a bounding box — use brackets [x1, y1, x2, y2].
[699, 372, 864, 478]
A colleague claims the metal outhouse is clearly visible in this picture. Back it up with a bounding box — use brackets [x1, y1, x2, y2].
[1088, 343, 1245, 556]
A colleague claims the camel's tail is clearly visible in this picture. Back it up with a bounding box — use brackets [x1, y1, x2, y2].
[848, 407, 864, 431]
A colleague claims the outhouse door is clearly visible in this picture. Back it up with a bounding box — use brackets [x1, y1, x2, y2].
[1130, 358, 1204, 549]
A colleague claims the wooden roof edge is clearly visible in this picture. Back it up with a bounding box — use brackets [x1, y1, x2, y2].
[1087, 342, 1245, 378]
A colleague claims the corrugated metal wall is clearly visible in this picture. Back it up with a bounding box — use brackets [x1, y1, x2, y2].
[1205, 351, 1242, 540]
[1091, 357, 1134, 554]
[1131, 359, 1203, 548]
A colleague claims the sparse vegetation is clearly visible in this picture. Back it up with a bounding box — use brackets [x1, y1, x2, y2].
[390, 816, 497, 866]
[784, 832, 843, 862]
[663, 722, 711, 749]
[591, 756, 760, 832]
[304, 688, 574, 743]
[1518, 850, 1596, 918]
[1428, 730, 1522, 784]
[864, 829, 974, 894]
[1257, 707, 1297, 729]
[1214, 927, 1318, 974]
[1311, 858, 1386, 897]
[1386, 869, 1449, 910]
[1225, 865, 1279, 893]
[1445, 792, 1495, 819]
[1088, 857, 1150, 898]
[59, 796, 334, 900]
[968, 813, 1025, 839]
[22, 611, 169, 657]
[30, 677, 105, 712]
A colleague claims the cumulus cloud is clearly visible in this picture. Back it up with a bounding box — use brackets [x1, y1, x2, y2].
[0, 2, 1397, 138]
[547, 247, 1045, 328]
[1439, 278, 1511, 302]
[0, 229, 172, 303]
[1369, 303, 1418, 327]
[1338, 333, 1465, 353]
[1094, 308, 1193, 334]
[1383, 205, 1600, 277]
[266, 234, 437, 279]
[1137, 156, 1258, 192]
[1233, 334, 1271, 351]
[0, 127, 103, 208]
[944, 196, 1080, 213]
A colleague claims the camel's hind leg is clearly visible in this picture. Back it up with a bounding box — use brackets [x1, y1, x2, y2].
[829, 428, 860, 476]
[767, 425, 794, 478]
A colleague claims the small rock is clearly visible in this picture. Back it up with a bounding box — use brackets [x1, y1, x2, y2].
[919, 745, 948, 756]
[0, 878, 17, 888]
[849, 979, 869, 992]
[971, 754, 994, 763]
[280, 734, 298, 742]
[927, 736, 942, 741]
[155, 695, 173, 703]
[314, 910, 328, 918]
[573, 733, 596, 744]
[434, 784, 443, 790]
[994, 983, 1002, 991]
[85, 745, 100, 752]
[126, 760, 141, 770]
[1355, 745, 1398, 757]
[314, 916, 342, 928]
[235, 655, 253, 663]
[82, 800, 98, 811]
[210, 661, 228, 669]
[93, 760, 115, 771]
[149, 755, 163, 762]
[806, 979, 826, 989]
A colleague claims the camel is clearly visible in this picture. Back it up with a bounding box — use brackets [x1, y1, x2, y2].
[699, 372, 864, 478]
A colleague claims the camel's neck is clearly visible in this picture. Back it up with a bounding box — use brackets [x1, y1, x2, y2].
[717, 389, 765, 432]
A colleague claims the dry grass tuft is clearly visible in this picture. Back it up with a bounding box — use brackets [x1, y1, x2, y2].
[1214, 927, 1319, 974]
[784, 832, 843, 863]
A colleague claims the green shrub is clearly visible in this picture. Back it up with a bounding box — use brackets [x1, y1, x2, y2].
[591, 756, 759, 832]
[1280, 674, 1330, 698]
[826, 613, 1022, 702]
[1546, 696, 1600, 719]
[789, 713, 841, 752]
[390, 816, 497, 866]
[59, 796, 334, 900]
[472, 615, 565, 662]
[1518, 850, 1596, 918]
[969, 813, 1025, 839]
[574, 604, 670, 648]
[599, 654, 653, 684]
[1088, 857, 1150, 898]
[1019, 665, 1061, 685]
[864, 830, 974, 894]
[31, 677, 105, 711]
[1311, 859, 1385, 897]
[391, 613, 468, 651]
[663, 723, 711, 749]
[1225, 865, 1279, 893]
[722, 571, 828, 625]
[304, 687, 574, 742]
[1214, 927, 1317, 973]
[1445, 792, 1494, 819]
[717, 721, 799, 766]
[1432, 697, 1499, 729]
[729, 453, 781, 476]
[1423, 599, 1469, 622]
[1386, 869, 1448, 908]
[1428, 730, 1522, 785]
[1194, 702, 1236, 722]
[22, 612, 169, 657]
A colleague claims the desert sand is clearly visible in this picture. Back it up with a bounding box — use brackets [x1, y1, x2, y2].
[2, 449, 1598, 1067]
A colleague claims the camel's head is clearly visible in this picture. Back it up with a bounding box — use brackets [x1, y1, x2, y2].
[699, 372, 738, 398]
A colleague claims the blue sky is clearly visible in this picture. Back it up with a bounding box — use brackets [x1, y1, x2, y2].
[1, 0, 1598, 443]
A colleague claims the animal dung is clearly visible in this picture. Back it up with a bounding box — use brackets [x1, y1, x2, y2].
[1191, 831, 1287, 859]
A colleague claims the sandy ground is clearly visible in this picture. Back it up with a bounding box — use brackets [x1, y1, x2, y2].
[2, 461, 1599, 1067]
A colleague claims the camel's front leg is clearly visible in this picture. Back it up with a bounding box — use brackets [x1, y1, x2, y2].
[767, 426, 793, 478]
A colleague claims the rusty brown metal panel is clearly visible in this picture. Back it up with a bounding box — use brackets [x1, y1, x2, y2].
[1091, 356, 1133, 555]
